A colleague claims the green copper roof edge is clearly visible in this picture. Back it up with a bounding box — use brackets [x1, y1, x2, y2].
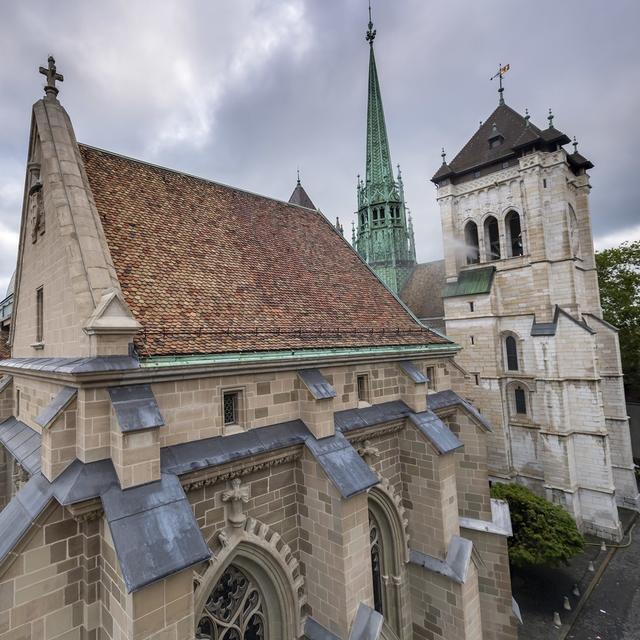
[139, 343, 460, 369]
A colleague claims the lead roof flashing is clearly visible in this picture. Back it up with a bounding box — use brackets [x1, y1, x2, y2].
[297, 368, 337, 400]
[349, 603, 384, 640]
[108, 384, 164, 433]
[408, 410, 463, 454]
[304, 617, 341, 640]
[34, 386, 77, 429]
[398, 360, 428, 384]
[428, 389, 492, 432]
[531, 305, 596, 337]
[0, 375, 12, 393]
[0, 416, 42, 475]
[409, 535, 473, 585]
[0, 356, 140, 374]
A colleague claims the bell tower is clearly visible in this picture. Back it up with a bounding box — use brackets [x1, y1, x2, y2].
[354, 7, 416, 294]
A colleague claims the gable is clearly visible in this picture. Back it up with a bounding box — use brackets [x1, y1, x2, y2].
[79, 146, 450, 357]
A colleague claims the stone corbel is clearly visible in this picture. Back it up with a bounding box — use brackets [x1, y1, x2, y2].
[221, 478, 250, 528]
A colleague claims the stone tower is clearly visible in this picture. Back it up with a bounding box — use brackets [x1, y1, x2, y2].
[354, 10, 416, 294]
[432, 86, 639, 539]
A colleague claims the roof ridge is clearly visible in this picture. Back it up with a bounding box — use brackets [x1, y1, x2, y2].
[78, 143, 321, 215]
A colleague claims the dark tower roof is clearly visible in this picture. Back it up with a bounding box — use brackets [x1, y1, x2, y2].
[288, 179, 316, 210]
[432, 103, 577, 184]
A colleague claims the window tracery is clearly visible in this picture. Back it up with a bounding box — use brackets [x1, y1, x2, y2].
[197, 565, 267, 640]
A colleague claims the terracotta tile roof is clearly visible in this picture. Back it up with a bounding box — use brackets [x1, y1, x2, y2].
[79, 146, 449, 357]
[400, 261, 446, 321]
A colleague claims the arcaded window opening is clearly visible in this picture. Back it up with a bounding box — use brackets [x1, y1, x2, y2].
[506, 210, 523, 257]
[484, 216, 501, 261]
[464, 220, 480, 264]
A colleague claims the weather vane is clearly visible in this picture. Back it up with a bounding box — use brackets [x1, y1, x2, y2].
[366, 1, 376, 44]
[490, 63, 510, 105]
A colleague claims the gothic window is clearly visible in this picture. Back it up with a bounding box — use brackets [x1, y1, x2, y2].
[379, 207, 386, 222]
[372, 209, 379, 225]
[223, 391, 239, 426]
[568, 204, 581, 258]
[505, 336, 518, 371]
[197, 565, 267, 640]
[505, 210, 523, 257]
[36, 287, 44, 343]
[484, 215, 501, 260]
[514, 386, 527, 414]
[464, 221, 480, 264]
[369, 510, 384, 616]
[360, 211, 366, 226]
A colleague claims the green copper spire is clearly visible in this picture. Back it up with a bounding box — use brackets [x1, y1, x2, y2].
[354, 5, 416, 295]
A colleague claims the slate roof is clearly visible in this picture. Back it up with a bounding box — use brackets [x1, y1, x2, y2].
[108, 384, 164, 432]
[0, 356, 140, 374]
[288, 181, 316, 209]
[34, 387, 77, 429]
[0, 416, 41, 474]
[428, 389, 492, 432]
[432, 103, 575, 183]
[400, 260, 446, 321]
[79, 145, 449, 357]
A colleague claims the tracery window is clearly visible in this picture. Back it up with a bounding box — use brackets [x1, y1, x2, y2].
[197, 565, 267, 640]
[369, 510, 384, 616]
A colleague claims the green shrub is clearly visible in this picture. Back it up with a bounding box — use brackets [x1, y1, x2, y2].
[491, 483, 584, 568]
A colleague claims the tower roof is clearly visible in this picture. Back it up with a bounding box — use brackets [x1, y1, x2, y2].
[432, 103, 574, 183]
[288, 178, 316, 209]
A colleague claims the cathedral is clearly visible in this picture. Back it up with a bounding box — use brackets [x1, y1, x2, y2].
[351, 16, 638, 539]
[0, 35, 518, 640]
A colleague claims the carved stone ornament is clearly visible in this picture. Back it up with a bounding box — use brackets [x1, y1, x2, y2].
[29, 179, 45, 244]
[221, 478, 250, 528]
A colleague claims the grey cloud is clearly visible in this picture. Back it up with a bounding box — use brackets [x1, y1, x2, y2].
[1, 0, 639, 288]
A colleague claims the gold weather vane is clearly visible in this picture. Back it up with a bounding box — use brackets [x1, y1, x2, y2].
[490, 63, 510, 105]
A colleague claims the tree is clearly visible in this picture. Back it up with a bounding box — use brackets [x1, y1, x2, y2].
[595, 240, 640, 401]
[491, 483, 584, 568]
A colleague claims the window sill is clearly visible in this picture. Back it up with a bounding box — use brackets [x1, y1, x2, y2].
[223, 423, 245, 436]
[30, 342, 45, 351]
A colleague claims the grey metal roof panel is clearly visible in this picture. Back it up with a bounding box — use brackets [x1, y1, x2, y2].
[0, 356, 139, 374]
[0, 416, 42, 474]
[34, 387, 77, 429]
[409, 548, 461, 583]
[304, 617, 340, 640]
[398, 361, 428, 384]
[428, 390, 492, 432]
[52, 459, 118, 505]
[103, 474, 210, 592]
[162, 420, 310, 476]
[349, 603, 383, 640]
[0, 375, 12, 393]
[305, 432, 379, 498]
[297, 368, 337, 400]
[334, 400, 411, 433]
[409, 410, 463, 455]
[531, 321, 556, 336]
[108, 384, 164, 432]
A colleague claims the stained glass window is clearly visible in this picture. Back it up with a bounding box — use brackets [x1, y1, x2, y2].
[197, 565, 267, 640]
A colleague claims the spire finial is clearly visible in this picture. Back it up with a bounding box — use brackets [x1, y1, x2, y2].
[525, 108, 530, 127]
[548, 108, 554, 128]
[490, 63, 509, 105]
[366, 0, 376, 44]
[39, 55, 64, 100]
[441, 147, 447, 164]
[573, 136, 578, 153]
[296, 167, 300, 185]
[397, 163, 402, 180]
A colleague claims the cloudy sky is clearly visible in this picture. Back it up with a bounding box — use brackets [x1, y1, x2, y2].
[1, 0, 639, 295]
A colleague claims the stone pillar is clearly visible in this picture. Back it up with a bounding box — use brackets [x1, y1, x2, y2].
[299, 394, 335, 440]
[299, 451, 373, 637]
[41, 399, 77, 481]
[111, 427, 161, 489]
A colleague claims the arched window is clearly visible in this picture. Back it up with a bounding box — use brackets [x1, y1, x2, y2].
[369, 510, 384, 616]
[505, 335, 518, 371]
[514, 386, 527, 415]
[360, 211, 366, 226]
[484, 215, 501, 260]
[372, 208, 378, 225]
[197, 564, 267, 639]
[568, 204, 581, 258]
[464, 221, 480, 264]
[379, 207, 386, 222]
[505, 210, 523, 257]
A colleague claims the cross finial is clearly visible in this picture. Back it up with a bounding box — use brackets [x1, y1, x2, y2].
[366, 0, 376, 44]
[441, 147, 447, 164]
[296, 167, 300, 185]
[573, 136, 578, 153]
[490, 63, 510, 105]
[548, 108, 554, 128]
[525, 108, 530, 127]
[39, 55, 64, 100]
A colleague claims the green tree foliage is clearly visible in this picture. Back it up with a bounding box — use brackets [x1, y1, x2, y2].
[491, 483, 584, 568]
[595, 240, 640, 401]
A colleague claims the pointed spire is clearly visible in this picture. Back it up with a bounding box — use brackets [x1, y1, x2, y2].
[548, 108, 554, 128]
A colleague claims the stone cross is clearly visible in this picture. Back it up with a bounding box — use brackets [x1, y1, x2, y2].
[39, 56, 64, 100]
[221, 478, 250, 528]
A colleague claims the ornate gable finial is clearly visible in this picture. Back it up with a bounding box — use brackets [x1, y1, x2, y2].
[441, 147, 447, 164]
[39, 55, 64, 100]
[366, 0, 376, 44]
[573, 136, 578, 153]
[296, 167, 301, 185]
[525, 108, 530, 127]
[548, 108, 555, 128]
